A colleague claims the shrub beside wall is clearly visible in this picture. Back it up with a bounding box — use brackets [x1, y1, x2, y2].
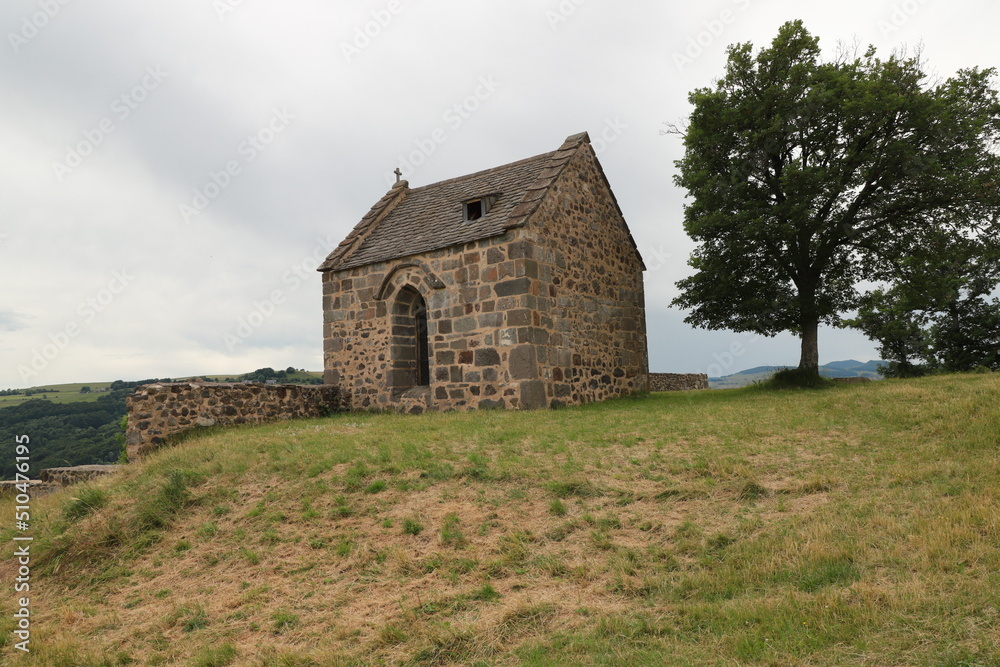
[126, 383, 348, 459]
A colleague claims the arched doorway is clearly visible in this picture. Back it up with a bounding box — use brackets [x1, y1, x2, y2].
[390, 286, 430, 393]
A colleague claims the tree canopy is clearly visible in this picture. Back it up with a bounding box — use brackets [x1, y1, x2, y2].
[847, 232, 1000, 376]
[671, 20, 1000, 375]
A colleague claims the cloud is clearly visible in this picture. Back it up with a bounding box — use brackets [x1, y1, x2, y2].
[0, 311, 31, 332]
[5, 0, 984, 387]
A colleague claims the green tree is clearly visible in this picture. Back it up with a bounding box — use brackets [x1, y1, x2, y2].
[670, 20, 1000, 378]
[848, 234, 1000, 375]
[847, 288, 930, 377]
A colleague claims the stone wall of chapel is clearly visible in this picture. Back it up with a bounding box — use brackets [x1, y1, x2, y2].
[515, 143, 649, 406]
[323, 231, 547, 412]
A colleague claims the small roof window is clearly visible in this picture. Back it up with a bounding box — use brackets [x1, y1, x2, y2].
[463, 195, 498, 222]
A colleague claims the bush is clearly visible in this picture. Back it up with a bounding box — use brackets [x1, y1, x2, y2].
[761, 368, 834, 389]
[878, 361, 929, 379]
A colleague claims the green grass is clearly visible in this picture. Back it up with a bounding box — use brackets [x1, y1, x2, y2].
[1, 373, 998, 665]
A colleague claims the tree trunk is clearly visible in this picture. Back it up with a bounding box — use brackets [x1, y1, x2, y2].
[798, 316, 820, 376]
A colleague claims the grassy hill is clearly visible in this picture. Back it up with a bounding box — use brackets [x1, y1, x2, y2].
[1, 374, 998, 665]
[0, 382, 115, 408]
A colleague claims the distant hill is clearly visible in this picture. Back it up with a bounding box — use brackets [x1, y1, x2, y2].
[0, 371, 324, 408]
[823, 359, 864, 371]
[709, 360, 884, 388]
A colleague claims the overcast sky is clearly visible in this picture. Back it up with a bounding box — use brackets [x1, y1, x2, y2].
[2, 0, 996, 388]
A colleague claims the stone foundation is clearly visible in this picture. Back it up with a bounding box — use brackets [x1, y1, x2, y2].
[126, 383, 348, 459]
[649, 373, 709, 392]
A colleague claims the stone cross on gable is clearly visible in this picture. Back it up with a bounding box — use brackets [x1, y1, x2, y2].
[394, 167, 402, 184]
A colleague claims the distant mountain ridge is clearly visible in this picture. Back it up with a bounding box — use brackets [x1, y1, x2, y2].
[709, 360, 884, 388]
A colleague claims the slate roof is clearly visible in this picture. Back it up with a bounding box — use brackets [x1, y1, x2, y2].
[319, 132, 634, 272]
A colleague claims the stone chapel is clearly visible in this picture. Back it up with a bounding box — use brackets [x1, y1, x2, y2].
[318, 132, 648, 412]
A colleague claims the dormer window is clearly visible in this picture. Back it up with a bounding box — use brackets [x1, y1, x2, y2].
[465, 199, 483, 221]
[463, 195, 497, 222]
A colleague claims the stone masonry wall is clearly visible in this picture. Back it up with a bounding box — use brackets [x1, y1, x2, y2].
[649, 373, 709, 391]
[517, 142, 649, 406]
[126, 383, 347, 459]
[323, 232, 537, 412]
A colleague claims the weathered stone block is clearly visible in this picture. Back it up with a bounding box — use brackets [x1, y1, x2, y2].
[509, 240, 534, 259]
[477, 312, 504, 328]
[494, 278, 531, 297]
[474, 348, 500, 366]
[519, 380, 547, 410]
[509, 345, 537, 380]
[454, 316, 477, 333]
[507, 309, 532, 327]
[493, 327, 514, 347]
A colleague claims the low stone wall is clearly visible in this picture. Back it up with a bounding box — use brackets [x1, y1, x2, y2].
[40, 465, 121, 487]
[649, 373, 709, 392]
[0, 465, 120, 497]
[126, 383, 348, 459]
[832, 377, 872, 384]
[0, 480, 56, 498]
